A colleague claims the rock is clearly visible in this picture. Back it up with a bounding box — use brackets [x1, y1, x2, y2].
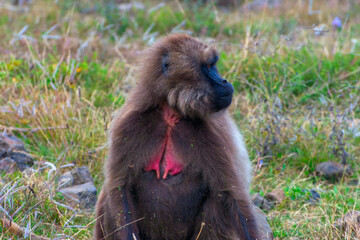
[71, 166, 94, 185]
[57, 166, 97, 209]
[59, 182, 97, 209]
[242, 0, 282, 11]
[58, 171, 74, 189]
[251, 193, 274, 210]
[315, 161, 352, 180]
[334, 210, 360, 233]
[253, 205, 274, 240]
[0, 134, 34, 172]
[265, 189, 286, 204]
[0, 134, 25, 152]
[8, 150, 34, 171]
[0, 157, 16, 174]
[348, 179, 359, 186]
[58, 166, 94, 189]
[210, 0, 242, 7]
[252, 193, 264, 206]
[308, 189, 321, 204]
[12, 0, 32, 6]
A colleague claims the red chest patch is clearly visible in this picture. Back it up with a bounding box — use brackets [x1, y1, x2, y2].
[144, 104, 184, 179]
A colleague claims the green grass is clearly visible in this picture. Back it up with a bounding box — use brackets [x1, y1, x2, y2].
[1, 0, 360, 239]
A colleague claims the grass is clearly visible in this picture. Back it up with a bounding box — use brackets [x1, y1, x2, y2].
[0, 0, 359, 239]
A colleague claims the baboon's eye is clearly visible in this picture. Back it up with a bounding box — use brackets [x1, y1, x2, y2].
[207, 64, 211, 69]
[161, 53, 169, 75]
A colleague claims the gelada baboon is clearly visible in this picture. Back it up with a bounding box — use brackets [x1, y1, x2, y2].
[95, 34, 258, 240]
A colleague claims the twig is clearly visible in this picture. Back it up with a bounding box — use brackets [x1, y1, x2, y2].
[63, 211, 79, 228]
[195, 222, 205, 240]
[50, 198, 76, 212]
[103, 217, 145, 239]
[1, 217, 50, 240]
[0, 125, 66, 133]
[338, 67, 360, 80]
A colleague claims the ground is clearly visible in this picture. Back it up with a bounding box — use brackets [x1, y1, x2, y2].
[0, 0, 360, 239]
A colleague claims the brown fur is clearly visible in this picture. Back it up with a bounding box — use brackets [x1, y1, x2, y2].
[95, 34, 259, 240]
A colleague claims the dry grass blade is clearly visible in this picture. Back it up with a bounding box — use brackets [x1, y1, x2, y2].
[0, 125, 67, 133]
[1, 217, 50, 240]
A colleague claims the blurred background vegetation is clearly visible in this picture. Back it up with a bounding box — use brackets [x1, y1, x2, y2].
[0, 0, 359, 239]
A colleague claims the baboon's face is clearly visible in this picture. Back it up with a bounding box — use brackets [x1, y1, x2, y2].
[159, 36, 234, 118]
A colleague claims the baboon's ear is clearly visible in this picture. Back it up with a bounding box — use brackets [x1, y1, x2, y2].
[161, 53, 169, 75]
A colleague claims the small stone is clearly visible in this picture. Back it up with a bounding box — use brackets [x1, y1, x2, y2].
[214, 0, 242, 7]
[57, 166, 96, 208]
[0, 133, 25, 152]
[12, 0, 32, 6]
[348, 179, 359, 186]
[334, 210, 360, 233]
[0, 157, 16, 174]
[57, 167, 94, 189]
[8, 150, 34, 171]
[308, 189, 321, 204]
[59, 182, 97, 209]
[58, 171, 74, 189]
[71, 166, 94, 185]
[253, 205, 274, 240]
[252, 193, 264, 206]
[0, 134, 34, 172]
[251, 193, 274, 210]
[242, 0, 282, 11]
[316, 161, 352, 180]
[265, 189, 286, 204]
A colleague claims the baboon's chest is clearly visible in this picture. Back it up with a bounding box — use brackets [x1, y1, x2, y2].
[144, 103, 184, 180]
[132, 170, 207, 240]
